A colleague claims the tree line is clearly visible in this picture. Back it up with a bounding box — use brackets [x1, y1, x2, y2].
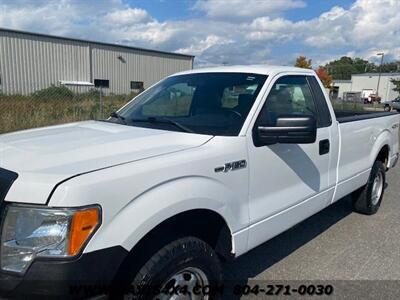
[294, 56, 400, 97]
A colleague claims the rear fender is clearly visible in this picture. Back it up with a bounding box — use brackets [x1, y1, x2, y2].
[370, 130, 391, 168]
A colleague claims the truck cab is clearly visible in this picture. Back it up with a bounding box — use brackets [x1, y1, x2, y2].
[0, 66, 399, 299]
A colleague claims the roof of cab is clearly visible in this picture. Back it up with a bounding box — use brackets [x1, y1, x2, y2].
[173, 65, 316, 76]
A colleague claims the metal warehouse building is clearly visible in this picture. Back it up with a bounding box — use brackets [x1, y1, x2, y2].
[332, 73, 400, 101]
[0, 28, 194, 95]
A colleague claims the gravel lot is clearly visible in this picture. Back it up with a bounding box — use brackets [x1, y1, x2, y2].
[224, 154, 400, 299]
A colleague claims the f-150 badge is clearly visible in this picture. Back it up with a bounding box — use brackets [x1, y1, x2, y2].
[215, 160, 247, 173]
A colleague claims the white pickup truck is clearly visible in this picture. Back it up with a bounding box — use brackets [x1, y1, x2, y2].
[0, 66, 399, 299]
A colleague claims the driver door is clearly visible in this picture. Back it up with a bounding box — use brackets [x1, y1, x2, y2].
[247, 75, 335, 250]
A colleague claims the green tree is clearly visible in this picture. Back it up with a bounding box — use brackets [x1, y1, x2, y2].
[294, 56, 312, 69]
[324, 56, 373, 80]
[381, 62, 400, 73]
[391, 78, 400, 97]
[324, 56, 400, 80]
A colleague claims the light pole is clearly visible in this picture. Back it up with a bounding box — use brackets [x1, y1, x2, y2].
[376, 52, 384, 97]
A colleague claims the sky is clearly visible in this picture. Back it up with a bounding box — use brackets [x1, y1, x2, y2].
[0, 0, 399, 67]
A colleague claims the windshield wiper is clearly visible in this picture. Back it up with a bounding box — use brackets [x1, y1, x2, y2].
[109, 112, 127, 124]
[130, 117, 194, 133]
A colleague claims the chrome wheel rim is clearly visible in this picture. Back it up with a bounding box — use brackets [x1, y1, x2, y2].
[156, 267, 209, 300]
[371, 171, 383, 206]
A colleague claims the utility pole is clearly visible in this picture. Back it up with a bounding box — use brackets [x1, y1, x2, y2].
[376, 52, 384, 97]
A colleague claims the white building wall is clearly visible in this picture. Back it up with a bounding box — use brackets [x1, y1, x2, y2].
[351, 74, 400, 102]
[333, 74, 400, 102]
[332, 80, 352, 98]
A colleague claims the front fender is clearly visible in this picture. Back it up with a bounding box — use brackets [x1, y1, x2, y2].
[48, 136, 250, 257]
[85, 176, 242, 253]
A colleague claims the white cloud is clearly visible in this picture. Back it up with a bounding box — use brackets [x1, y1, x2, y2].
[300, 0, 400, 67]
[103, 8, 153, 26]
[193, 0, 306, 20]
[0, 0, 77, 35]
[245, 17, 296, 41]
[113, 21, 179, 45]
[0, 0, 127, 37]
[176, 35, 233, 56]
[0, 0, 399, 68]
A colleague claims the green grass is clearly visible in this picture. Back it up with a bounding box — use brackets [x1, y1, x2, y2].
[0, 92, 135, 134]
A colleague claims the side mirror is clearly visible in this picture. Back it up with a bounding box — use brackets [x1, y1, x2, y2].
[254, 115, 317, 146]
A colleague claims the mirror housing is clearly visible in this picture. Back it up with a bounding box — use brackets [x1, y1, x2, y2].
[254, 115, 317, 146]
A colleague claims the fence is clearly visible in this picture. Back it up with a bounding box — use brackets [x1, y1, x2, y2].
[0, 84, 390, 135]
[0, 85, 139, 134]
[329, 97, 386, 113]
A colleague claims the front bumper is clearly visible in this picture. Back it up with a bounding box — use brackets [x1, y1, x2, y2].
[0, 246, 128, 299]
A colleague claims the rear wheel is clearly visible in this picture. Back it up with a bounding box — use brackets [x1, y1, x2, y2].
[384, 105, 391, 112]
[352, 160, 386, 215]
[117, 237, 223, 300]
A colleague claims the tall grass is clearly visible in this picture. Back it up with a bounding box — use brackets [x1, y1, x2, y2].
[1, 90, 387, 135]
[0, 92, 135, 134]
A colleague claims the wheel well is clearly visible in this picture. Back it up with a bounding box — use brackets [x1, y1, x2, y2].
[112, 209, 233, 286]
[376, 145, 389, 167]
[137, 209, 232, 258]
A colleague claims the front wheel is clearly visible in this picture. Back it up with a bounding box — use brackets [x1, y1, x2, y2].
[384, 105, 391, 112]
[122, 237, 223, 300]
[352, 160, 386, 215]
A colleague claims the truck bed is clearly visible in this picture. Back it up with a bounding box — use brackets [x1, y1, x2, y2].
[334, 109, 398, 123]
[333, 110, 400, 201]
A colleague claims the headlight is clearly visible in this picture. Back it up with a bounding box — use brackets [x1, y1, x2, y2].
[1, 205, 100, 274]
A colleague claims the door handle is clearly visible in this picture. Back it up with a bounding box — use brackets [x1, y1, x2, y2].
[319, 139, 330, 155]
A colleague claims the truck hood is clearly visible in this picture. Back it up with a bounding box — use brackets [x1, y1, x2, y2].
[0, 121, 212, 204]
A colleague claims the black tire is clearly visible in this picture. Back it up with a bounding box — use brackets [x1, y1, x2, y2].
[397, 109, 400, 113]
[384, 105, 391, 112]
[118, 237, 222, 300]
[352, 160, 386, 215]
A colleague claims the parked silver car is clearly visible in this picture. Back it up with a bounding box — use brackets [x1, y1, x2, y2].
[384, 98, 400, 112]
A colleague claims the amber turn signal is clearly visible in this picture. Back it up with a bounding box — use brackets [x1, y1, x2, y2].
[68, 208, 100, 256]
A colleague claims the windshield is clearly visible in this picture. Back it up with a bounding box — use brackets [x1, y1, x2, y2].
[116, 72, 267, 136]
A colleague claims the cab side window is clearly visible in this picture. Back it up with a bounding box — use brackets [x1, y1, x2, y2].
[257, 76, 318, 126]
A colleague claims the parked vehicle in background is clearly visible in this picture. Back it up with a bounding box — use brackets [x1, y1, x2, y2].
[0, 66, 399, 299]
[364, 93, 381, 104]
[362, 89, 374, 103]
[384, 97, 400, 112]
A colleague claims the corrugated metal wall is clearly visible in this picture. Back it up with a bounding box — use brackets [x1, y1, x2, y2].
[0, 30, 90, 95]
[92, 45, 193, 94]
[0, 30, 193, 95]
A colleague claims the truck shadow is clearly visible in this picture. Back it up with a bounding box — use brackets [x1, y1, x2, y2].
[270, 144, 321, 192]
[222, 196, 354, 299]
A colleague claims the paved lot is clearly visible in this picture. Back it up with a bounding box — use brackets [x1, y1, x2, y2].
[224, 161, 400, 298]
